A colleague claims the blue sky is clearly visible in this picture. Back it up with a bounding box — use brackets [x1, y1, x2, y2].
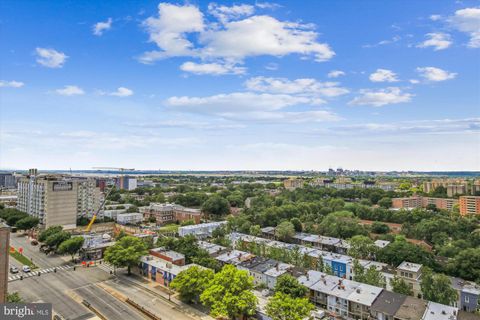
[1, 0, 479, 171]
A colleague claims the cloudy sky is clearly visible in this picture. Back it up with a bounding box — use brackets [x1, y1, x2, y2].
[1, 1, 479, 171]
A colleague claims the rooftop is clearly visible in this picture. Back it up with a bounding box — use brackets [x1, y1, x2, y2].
[374, 240, 391, 248]
[398, 261, 422, 273]
[347, 283, 383, 306]
[394, 296, 428, 320]
[150, 247, 185, 261]
[371, 290, 407, 316]
[422, 301, 458, 320]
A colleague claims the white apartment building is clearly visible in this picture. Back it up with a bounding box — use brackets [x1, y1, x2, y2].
[17, 171, 102, 230]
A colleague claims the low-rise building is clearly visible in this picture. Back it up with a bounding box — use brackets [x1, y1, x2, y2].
[370, 290, 407, 320]
[397, 261, 423, 298]
[178, 221, 227, 238]
[283, 178, 304, 190]
[116, 213, 143, 225]
[422, 301, 458, 320]
[149, 247, 185, 266]
[141, 203, 202, 225]
[138, 255, 200, 287]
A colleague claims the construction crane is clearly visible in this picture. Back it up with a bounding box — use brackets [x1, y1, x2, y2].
[92, 167, 135, 172]
[85, 184, 115, 232]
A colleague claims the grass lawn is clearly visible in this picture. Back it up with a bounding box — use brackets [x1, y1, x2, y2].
[9, 250, 37, 269]
[158, 224, 179, 233]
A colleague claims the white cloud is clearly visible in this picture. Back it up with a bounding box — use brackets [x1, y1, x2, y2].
[140, 4, 334, 68]
[409, 79, 420, 84]
[180, 61, 246, 75]
[417, 33, 452, 51]
[416, 67, 457, 81]
[140, 3, 204, 63]
[430, 14, 442, 21]
[349, 87, 412, 107]
[165, 91, 339, 122]
[55, 85, 85, 96]
[327, 70, 345, 78]
[0, 80, 24, 88]
[93, 18, 113, 36]
[35, 47, 68, 68]
[200, 15, 334, 62]
[208, 3, 255, 24]
[449, 7, 480, 48]
[369, 69, 399, 82]
[363, 35, 401, 48]
[264, 62, 278, 70]
[166, 92, 312, 113]
[244, 76, 349, 97]
[110, 87, 134, 97]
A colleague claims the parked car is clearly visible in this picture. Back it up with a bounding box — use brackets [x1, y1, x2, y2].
[31, 239, 38, 246]
[10, 266, 19, 274]
[22, 265, 31, 273]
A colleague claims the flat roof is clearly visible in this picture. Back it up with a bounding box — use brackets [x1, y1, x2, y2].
[150, 247, 185, 261]
[297, 270, 326, 289]
[423, 301, 458, 320]
[347, 283, 383, 306]
[394, 296, 428, 320]
[374, 240, 391, 248]
[328, 279, 360, 300]
[398, 261, 422, 273]
[310, 274, 340, 293]
[264, 263, 292, 278]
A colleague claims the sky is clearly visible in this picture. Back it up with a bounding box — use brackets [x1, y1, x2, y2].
[1, 0, 479, 171]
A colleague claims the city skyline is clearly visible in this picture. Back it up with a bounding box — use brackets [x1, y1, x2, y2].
[1, 1, 479, 171]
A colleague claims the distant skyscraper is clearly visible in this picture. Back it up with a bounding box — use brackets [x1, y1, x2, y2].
[0, 173, 16, 189]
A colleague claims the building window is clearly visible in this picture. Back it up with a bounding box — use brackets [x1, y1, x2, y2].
[465, 296, 469, 303]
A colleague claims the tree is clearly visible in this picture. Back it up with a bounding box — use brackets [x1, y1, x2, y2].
[371, 221, 390, 234]
[447, 248, 480, 282]
[104, 236, 148, 275]
[377, 237, 435, 267]
[290, 218, 303, 232]
[58, 237, 85, 261]
[274, 274, 308, 298]
[378, 197, 393, 209]
[45, 231, 71, 250]
[170, 266, 214, 303]
[202, 195, 230, 218]
[249, 225, 261, 236]
[352, 260, 385, 287]
[431, 186, 447, 198]
[421, 269, 458, 305]
[38, 226, 63, 242]
[7, 292, 22, 302]
[317, 211, 367, 239]
[348, 235, 377, 259]
[390, 276, 413, 296]
[266, 292, 314, 320]
[15, 216, 39, 231]
[126, 205, 138, 213]
[115, 229, 127, 241]
[200, 265, 257, 319]
[276, 221, 295, 242]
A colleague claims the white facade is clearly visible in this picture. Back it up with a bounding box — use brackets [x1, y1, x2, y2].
[116, 213, 143, 225]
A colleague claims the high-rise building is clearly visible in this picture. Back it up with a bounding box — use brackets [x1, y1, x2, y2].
[17, 171, 102, 229]
[116, 176, 137, 191]
[0, 223, 10, 303]
[283, 178, 304, 190]
[0, 173, 16, 189]
[459, 196, 480, 216]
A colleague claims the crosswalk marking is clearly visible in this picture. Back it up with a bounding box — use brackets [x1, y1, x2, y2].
[8, 265, 73, 282]
[96, 262, 115, 273]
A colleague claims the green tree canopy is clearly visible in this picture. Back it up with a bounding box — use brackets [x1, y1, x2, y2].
[15, 216, 40, 230]
[317, 211, 367, 239]
[352, 259, 385, 287]
[275, 221, 295, 242]
[274, 274, 308, 298]
[378, 197, 393, 209]
[348, 235, 377, 259]
[38, 226, 63, 242]
[266, 292, 314, 320]
[202, 195, 230, 217]
[421, 269, 458, 305]
[200, 265, 257, 319]
[104, 236, 148, 275]
[45, 231, 71, 250]
[447, 247, 480, 283]
[170, 266, 214, 303]
[390, 276, 413, 296]
[57, 236, 85, 260]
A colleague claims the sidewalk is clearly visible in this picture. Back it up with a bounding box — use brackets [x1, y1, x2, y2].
[116, 273, 214, 320]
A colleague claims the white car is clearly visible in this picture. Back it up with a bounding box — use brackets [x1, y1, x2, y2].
[22, 265, 31, 273]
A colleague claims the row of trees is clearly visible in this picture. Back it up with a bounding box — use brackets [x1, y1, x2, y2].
[38, 226, 85, 259]
[171, 265, 314, 320]
[0, 208, 39, 231]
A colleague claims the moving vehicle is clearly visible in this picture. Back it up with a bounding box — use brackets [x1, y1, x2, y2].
[22, 265, 31, 273]
[31, 239, 38, 246]
[10, 266, 19, 274]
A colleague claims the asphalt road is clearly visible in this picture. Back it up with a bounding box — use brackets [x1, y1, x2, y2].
[74, 284, 145, 320]
[9, 233, 69, 268]
[105, 278, 195, 320]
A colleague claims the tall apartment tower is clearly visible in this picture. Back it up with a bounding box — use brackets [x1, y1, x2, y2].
[0, 223, 10, 303]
